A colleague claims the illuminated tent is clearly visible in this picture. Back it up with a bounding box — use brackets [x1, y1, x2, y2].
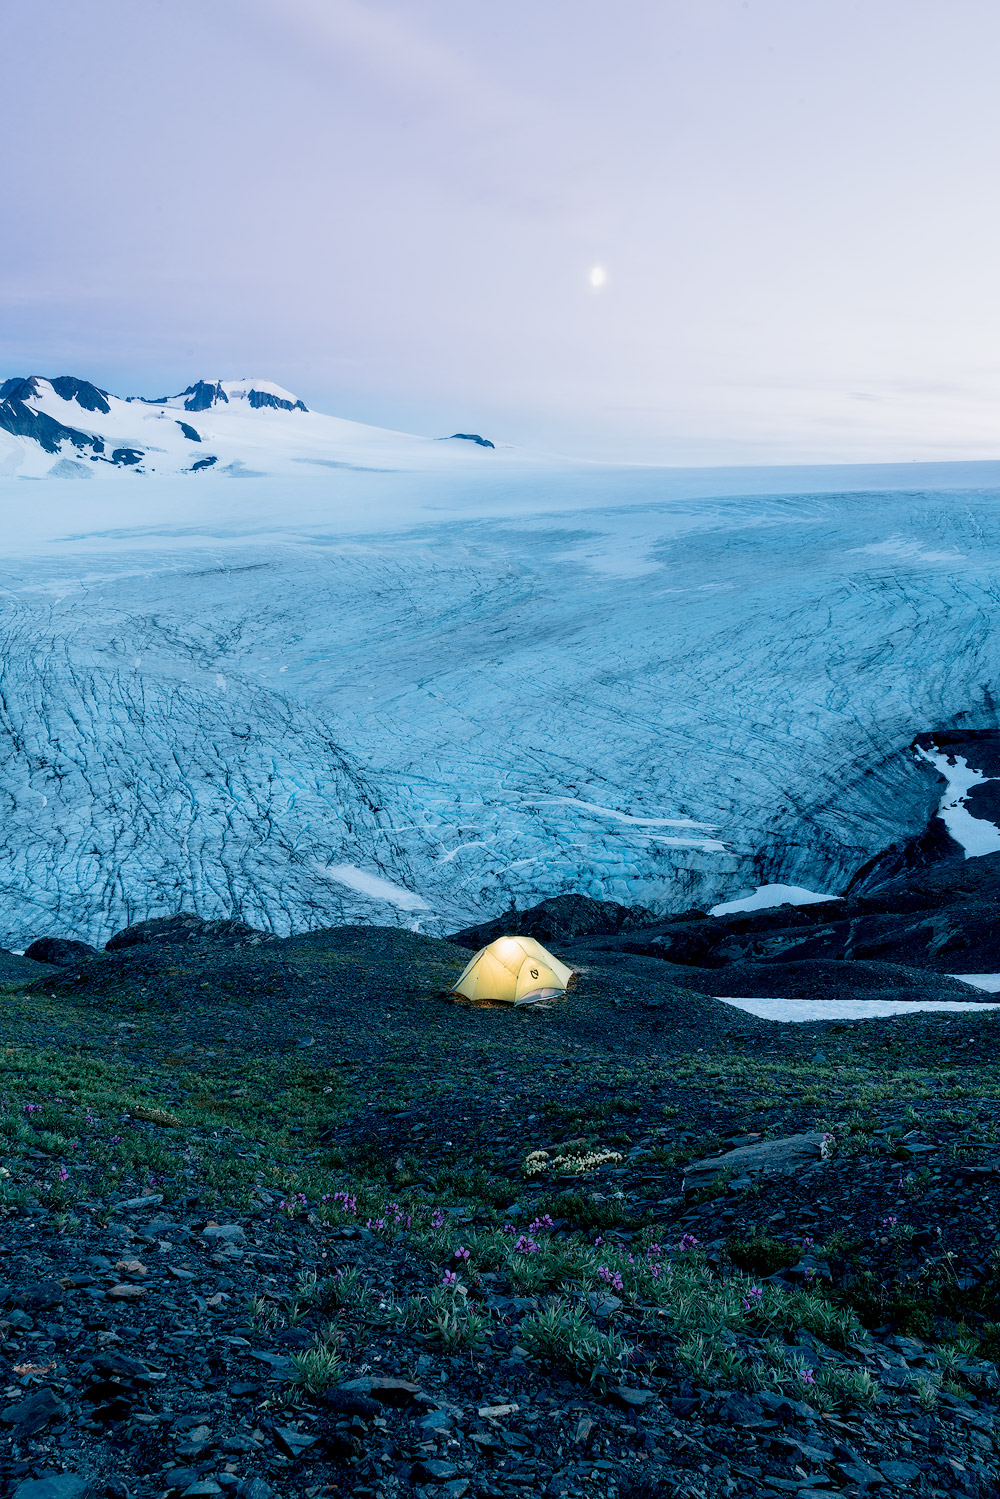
[450, 935, 574, 1006]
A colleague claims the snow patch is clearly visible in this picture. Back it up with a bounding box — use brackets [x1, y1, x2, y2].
[47, 459, 92, 480]
[647, 835, 728, 851]
[949, 974, 1000, 992]
[851, 538, 964, 565]
[315, 862, 429, 910]
[710, 884, 841, 917]
[717, 996, 1000, 1022]
[915, 746, 1000, 857]
[525, 796, 725, 851]
[530, 797, 716, 830]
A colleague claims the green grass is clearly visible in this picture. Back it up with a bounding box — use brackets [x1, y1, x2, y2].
[519, 1302, 633, 1384]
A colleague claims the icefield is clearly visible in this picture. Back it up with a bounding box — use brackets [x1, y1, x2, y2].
[4, 397, 1000, 946]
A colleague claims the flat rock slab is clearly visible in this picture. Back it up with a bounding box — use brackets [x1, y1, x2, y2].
[0, 1386, 68, 1434]
[13, 1477, 93, 1499]
[112, 1192, 164, 1212]
[340, 1376, 428, 1407]
[683, 1131, 830, 1192]
[608, 1385, 657, 1408]
[202, 1224, 246, 1243]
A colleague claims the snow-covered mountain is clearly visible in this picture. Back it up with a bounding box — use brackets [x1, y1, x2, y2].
[141, 378, 309, 414]
[0, 373, 500, 478]
[1, 376, 999, 948]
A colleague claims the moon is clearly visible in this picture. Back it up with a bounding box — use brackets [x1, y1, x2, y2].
[589, 265, 607, 289]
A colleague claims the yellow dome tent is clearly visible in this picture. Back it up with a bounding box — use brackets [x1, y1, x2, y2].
[451, 935, 574, 1006]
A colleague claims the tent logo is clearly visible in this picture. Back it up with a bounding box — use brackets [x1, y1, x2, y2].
[530, 967, 539, 979]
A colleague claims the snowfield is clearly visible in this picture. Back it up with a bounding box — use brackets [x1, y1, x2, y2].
[2, 378, 1000, 946]
[716, 997, 1000, 1023]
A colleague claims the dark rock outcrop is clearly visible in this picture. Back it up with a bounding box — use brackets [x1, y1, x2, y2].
[246, 388, 307, 412]
[0, 378, 103, 456]
[46, 376, 111, 413]
[561, 848, 1000, 975]
[176, 421, 201, 442]
[145, 382, 308, 413]
[179, 380, 227, 412]
[446, 432, 494, 448]
[105, 913, 273, 952]
[653, 958, 989, 1004]
[25, 937, 99, 966]
[449, 892, 656, 949]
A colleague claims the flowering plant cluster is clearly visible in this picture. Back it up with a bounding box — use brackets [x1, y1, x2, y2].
[523, 1147, 625, 1178]
[365, 1202, 412, 1234]
[278, 1192, 310, 1216]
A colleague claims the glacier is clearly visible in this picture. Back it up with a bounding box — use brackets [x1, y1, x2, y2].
[2, 385, 1000, 947]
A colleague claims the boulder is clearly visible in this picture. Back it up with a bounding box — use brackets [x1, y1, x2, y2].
[0, 1386, 68, 1435]
[25, 937, 99, 965]
[683, 1131, 830, 1195]
[13, 1477, 93, 1499]
[202, 1224, 246, 1243]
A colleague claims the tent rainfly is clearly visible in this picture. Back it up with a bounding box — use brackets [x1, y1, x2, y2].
[450, 935, 574, 1005]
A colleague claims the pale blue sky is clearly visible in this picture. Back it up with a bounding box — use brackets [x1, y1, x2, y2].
[3, 0, 999, 462]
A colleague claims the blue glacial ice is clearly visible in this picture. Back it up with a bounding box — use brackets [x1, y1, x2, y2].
[3, 456, 1000, 946]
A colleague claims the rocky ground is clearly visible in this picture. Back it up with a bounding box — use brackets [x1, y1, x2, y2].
[1, 853, 1000, 1498]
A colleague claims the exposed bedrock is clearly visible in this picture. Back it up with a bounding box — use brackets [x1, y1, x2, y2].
[565, 848, 1000, 978]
